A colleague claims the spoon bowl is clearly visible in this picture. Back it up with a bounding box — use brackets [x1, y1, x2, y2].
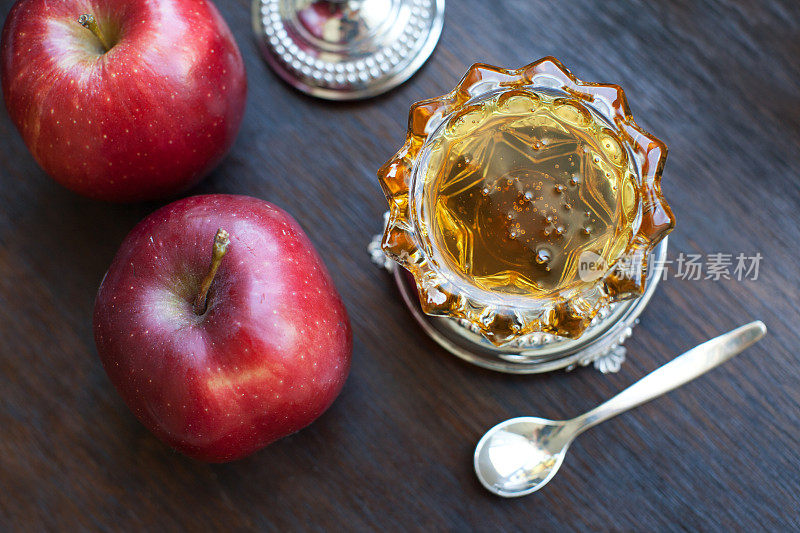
[474, 321, 767, 497]
[474, 417, 571, 497]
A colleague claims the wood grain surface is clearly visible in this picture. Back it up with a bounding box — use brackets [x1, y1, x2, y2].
[1, 0, 799, 530]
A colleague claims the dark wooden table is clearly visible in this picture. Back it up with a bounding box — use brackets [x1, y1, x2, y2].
[2, 0, 799, 530]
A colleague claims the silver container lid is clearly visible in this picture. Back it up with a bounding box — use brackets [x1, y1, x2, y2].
[252, 0, 445, 100]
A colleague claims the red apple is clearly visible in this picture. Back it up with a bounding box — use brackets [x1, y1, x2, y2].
[93, 195, 352, 462]
[1, 0, 246, 202]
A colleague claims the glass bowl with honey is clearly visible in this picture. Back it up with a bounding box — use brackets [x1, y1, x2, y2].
[375, 57, 674, 373]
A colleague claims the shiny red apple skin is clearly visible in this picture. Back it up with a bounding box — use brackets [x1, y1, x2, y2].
[93, 195, 352, 462]
[1, 0, 246, 202]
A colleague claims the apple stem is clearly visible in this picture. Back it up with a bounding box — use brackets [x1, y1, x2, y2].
[193, 229, 231, 315]
[78, 14, 112, 53]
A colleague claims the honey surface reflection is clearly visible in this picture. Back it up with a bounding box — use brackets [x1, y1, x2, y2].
[419, 90, 640, 297]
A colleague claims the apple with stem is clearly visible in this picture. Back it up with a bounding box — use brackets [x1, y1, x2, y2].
[1, 0, 246, 202]
[93, 195, 352, 462]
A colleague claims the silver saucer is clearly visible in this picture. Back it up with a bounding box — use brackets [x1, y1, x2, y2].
[252, 0, 445, 100]
[369, 229, 669, 374]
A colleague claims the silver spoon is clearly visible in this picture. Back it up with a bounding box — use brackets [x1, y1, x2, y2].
[474, 321, 767, 497]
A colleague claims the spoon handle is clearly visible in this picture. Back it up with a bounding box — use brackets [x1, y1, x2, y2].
[570, 321, 767, 435]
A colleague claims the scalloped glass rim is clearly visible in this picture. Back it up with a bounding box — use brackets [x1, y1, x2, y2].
[378, 57, 675, 345]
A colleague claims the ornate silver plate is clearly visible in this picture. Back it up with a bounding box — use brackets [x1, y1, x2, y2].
[369, 226, 668, 374]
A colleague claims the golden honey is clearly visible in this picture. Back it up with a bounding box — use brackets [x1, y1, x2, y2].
[418, 90, 639, 297]
[378, 59, 674, 345]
